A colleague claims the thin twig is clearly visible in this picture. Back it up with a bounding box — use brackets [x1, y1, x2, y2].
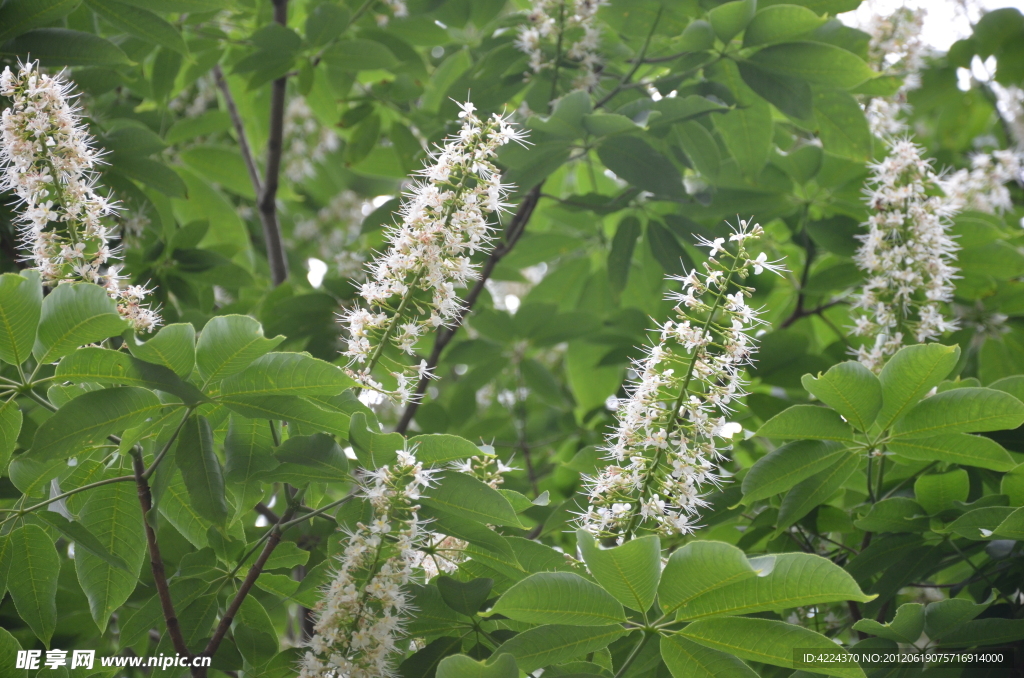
[130, 449, 191, 659]
[254, 501, 280, 523]
[394, 184, 543, 433]
[196, 487, 307, 677]
[213, 65, 263, 197]
[594, 8, 662, 109]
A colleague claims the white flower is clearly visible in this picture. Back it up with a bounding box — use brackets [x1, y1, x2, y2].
[515, 0, 606, 92]
[850, 137, 960, 371]
[941, 149, 1023, 215]
[579, 219, 784, 540]
[302, 448, 437, 678]
[340, 102, 526, 402]
[0, 60, 160, 332]
[861, 7, 926, 137]
[283, 96, 341, 182]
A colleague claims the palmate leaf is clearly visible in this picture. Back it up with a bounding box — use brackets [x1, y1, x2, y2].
[74, 480, 147, 632]
[756, 405, 856, 442]
[680, 617, 867, 678]
[437, 653, 518, 678]
[175, 415, 228, 526]
[577, 530, 661, 613]
[801, 361, 881, 431]
[661, 635, 758, 678]
[219, 351, 357, 397]
[196, 314, 284, 384]
[888, 433, 1016, 471]
[494, 624, 628, 673]
[0, 398, 23, 474]
[741, 440, 849, 503]
[674, 552, 872, 620]
[0, 271, 42, 366]
[422, 472, 524, 528]
[658, 541, 759, 616]
[891, 387, 1024, 438]
[776, 451, 860, 532]
[33, 282, 129, 364]
[7, 524, 60, 646]
[124, 323, 196, 378]
[85, 0, 187, 55]
[29, 387, 165, 461]
[56, 346, 206, 404]
[487, 572, 626, 626]
[876, 344, 959, 430]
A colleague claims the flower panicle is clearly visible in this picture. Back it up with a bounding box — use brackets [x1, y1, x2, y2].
[941, 149, 1023, 215]
[578, 219, 784, 541]
[514, 0, 606, 91]
[301, 446, 437, 678]
[851, 137, 961, 371]
[340, 102, 526, 405]
[0, 60, 161, 332]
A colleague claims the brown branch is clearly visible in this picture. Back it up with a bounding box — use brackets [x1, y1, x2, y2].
[195, 497, 302, 677]
[213, 64, 263, 198]
[394, 184, 543, 434]
[130, 450, 191, 659]
[254, 501, 280, 523]
[259, 0, 291, 286]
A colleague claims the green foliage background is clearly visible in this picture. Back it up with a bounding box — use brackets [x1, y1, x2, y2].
[1, 0, 1024, 676]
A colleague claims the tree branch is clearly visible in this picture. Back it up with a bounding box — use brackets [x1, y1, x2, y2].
[196, 490, 305, 677]
[130, 449, 191, 660]
[394, 184, 543, 434]
[259, 0, 291, 286]
[213, 64, 263, 198]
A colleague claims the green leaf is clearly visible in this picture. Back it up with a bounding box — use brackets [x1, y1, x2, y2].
[750, 42, 875, 88]
[674, 121, 721, 179]
[0, 628, 25, 678]
[30, 386, 163, 461]
[220, 352, 357, 397]
[608, 216, 641, 295]
[994, 506, 1024, 540]
[175, 415, 228, 526]
[8, 524, 59, 646]
[661, 635, 759, 678]
[945, 506, 1015, 539]
[677, 552, 872, 620]
[494, 625, 627, 673]
[677, 19, 715, 52]
[56, 347, 206, 404]
[1001, 463, 1024, 506]
[852, 602, 924, 643]
[196, 315, 285, 384]
[422, 472, 524, 528]
[74, 480, 146, 632]
[737, 62, 812, 120]
[582, 113, 639, 137]
[743, 5, 826, 47]
[915, 470, 970, 515]
[0, 272, 42, 366]
[801, 361, 881, 431]
[680, 617, 866, 678]
[437, 653, 518, 678]
[597, 136, 682, 196]
[436, 576, 493, 617]
[853, 497, 929, 533]
[33, 283, 129, 364]
[488, 572, 625, 625]
[658, 541, 758, 615]
[892, 387, 1024, 439]
[936, 618, 1024, 647]
[305, 2, 348, 48]
[321, 38, 398, 71]
[776, 451, 860, 531]
[85, 0, 187, 55]
[713, 100, 773, 177]
[256, 433, 348, 484]
[232, 596, 279, 667]
[924, 596, 990, 638]
[888, 434, 1015, 472]
[407, 583, 469, 637]
[0, 28, 132, 66]
[34, 511, 129, 573]
[0, 0, 80, 43]
[648, 221, 692, 276]
[125, 323, 196, 378]
[708, 0, 756, 42]
[577, 530, 660, 612]
[224, 415, 276, 514]
[222, 395, 351, 437]
[756, 405, 856, 441]
[876, 344, 960, 430]
[409, 434, 483, 465]
[0, 398, 23, 474]
[742, 440, 849, 503]
[812, 90, 873, 161]
[116, 156, 188, 197]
